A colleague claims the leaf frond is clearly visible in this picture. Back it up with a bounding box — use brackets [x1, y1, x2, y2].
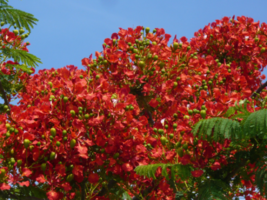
[0, 1, 38, 32]
[2, 48, 41, 68]
[255, 159, 267, 197]
[134, 163, 174, 180]
[192, 117, 242, 141]
[243, 109, 267, 139]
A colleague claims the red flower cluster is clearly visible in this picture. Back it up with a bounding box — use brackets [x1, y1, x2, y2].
[1, 16, 267, 199]
[0, 28, 32, 98]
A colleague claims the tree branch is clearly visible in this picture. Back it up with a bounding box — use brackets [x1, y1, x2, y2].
[81, 180, 85, 200]
[250, 80, 267, 99]
[222, 139, 258, 183]
[0, 79, 11, 113]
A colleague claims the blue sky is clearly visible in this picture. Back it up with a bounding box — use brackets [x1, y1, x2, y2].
[5, 0, 267, 199]
[9, 0, 267, 75]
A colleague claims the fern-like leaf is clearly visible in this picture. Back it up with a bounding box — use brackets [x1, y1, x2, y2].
[224, 99, 251, 125]
[255, 160, 267, 197]
[197, 179, 230, 200]
[2, 48, 41, 68]
[0, 0, 38, 32]
[172, 164, 192, 181]
[134, 163, 174, 180]
[175, 191, 185, 200]
[243, 109, 267, 139]
[192, 117, 242, 141]
[6, 63, 33, 73]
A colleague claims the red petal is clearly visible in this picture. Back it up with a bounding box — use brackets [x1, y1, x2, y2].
[149, 98, 159, 108]
[0, 183, 10, 190]
[36, 174, 46, 183]
[107, 54, 119, 63]
[75, 145, 88, 159]
[151, 147, 162, 158]
[61, 182, 72, 191]
[18, 181, 30, 187]
[47, 190, 62, 200]
[111, 33, 118, 40]
[122, 163, 133, 172]
[104, 38, 112, 46]
[88, 173, 99, 184]
[55, 164, 66, 177]
[191, 170, 203, 178]
[22, 168, 32, 177]
[118, 40, 127, 51]
[72, 165, 84, 183]
[118, 28, 127, 37]
[81, 58, 90, 66]
[166, 150, 176, 161]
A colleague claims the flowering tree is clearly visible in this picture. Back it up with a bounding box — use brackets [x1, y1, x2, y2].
[1, 15, 267, 200]
[0, 0, 40, 114]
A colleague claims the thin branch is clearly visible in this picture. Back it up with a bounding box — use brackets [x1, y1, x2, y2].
[0, 79, 10, 111]
[96, 179, 117, 197]
[81, 180, 85, 200]
[223, 139, 258, 183]
[250, 80, 267, 99]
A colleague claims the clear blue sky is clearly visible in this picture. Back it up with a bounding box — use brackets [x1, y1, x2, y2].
[9, 0, 267, 75]
[6, 1, 267, 199]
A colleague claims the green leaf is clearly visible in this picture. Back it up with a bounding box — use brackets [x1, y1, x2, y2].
[28, 185, 47, 198]
[197, 179, 230, 200]
[0, 0, 38, 32]
[7, 64, 33, 73]
[2, 47, 42, 68]
[122, 191, 132, 200]
[224, 106, 235, 118]
[192, 117, 242, 141]
[255, 159, 267, 198]
[175, 191, 185, 200]
[134, 163, 174, 180]
[225, 99, 251, 125]
[243, 109, 267, 139]
[173, 164, 192, 181]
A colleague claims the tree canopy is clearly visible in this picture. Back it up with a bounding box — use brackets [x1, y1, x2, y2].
[1, 14, 267, 200]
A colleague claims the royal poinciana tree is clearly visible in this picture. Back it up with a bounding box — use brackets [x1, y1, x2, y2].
[1, 15, 267, 200]
[0, 0, 40, 114]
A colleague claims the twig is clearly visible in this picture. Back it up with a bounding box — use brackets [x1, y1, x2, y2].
[81, 180, 85, 200]
[0, 79, 11, 112]
[250, 80, 267, 99]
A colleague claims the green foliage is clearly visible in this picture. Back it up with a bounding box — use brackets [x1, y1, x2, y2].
[0, 0, 38, 32]
[17, 185, 47, 198]
[175, 191, 185, 200]
[255, 159, 267, 198]
[135, 163, 193, 183]
[3, 48, 42, 69]
[243, 109, 267, 139]
[197, 179, 230, 200]
[192, 117, 242, 141]
[0, 184, 47, 199]
[172, 164, 192, 181]
[135, 163, 233, 200]
[134, 163, 174, 180]
[193, 100, 267, 143]
[122, 191, 132, 200]
[228, 99, 251, 125]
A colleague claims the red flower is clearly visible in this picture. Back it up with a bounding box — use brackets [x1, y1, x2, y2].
[191, 170, 203, 178]
[122, 163, 133, 172]
[88, 173, 99, 184]
[210, 161, 221, 171]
